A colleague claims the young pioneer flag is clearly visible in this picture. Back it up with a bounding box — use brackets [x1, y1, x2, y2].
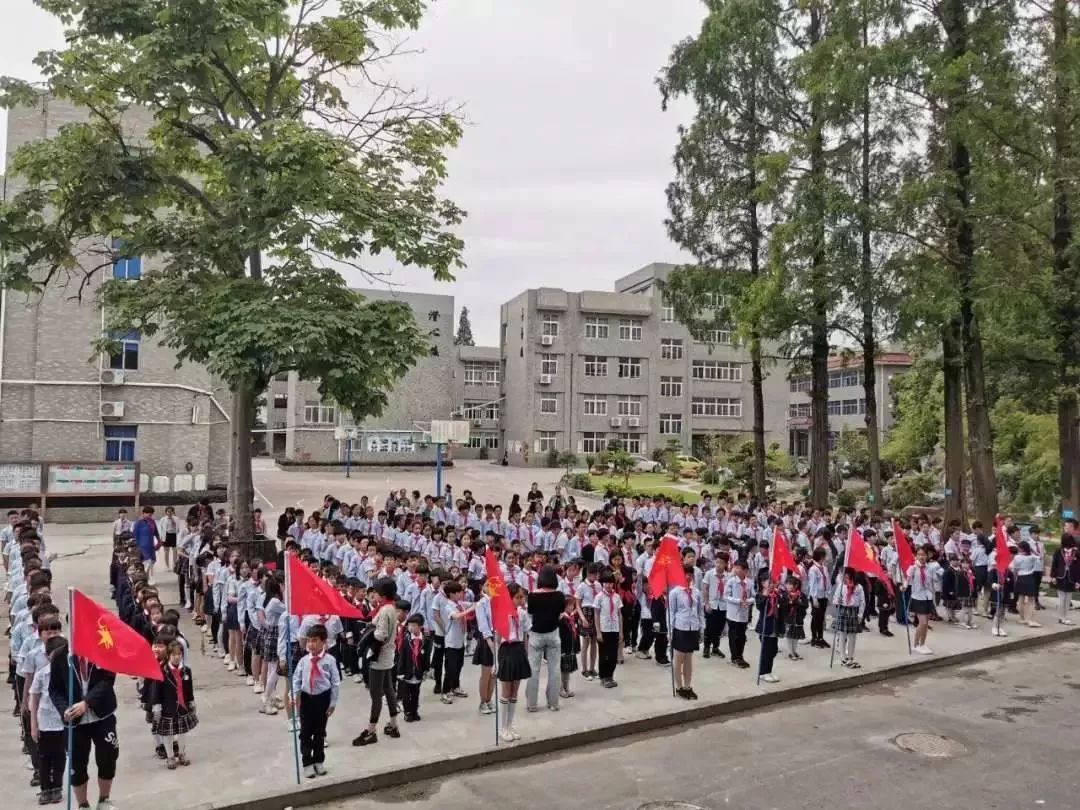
[846, 528, 895, 596]
[484, 548, 516, 639]
[70, 588, 163, 681]
[892, 519, 917, 578]
[770, 527, 799, 583]
[648, 534, 688, 595]
[285, 553, 362, 618]
[994, 516, 1013, 577]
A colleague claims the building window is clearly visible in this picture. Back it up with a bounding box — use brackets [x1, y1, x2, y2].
[272, 394, 288, 409]
[485, 365, 501, 385]
[581, 432, 607, 454]
[365, 432, 417, 453]
[464, 362, 485, 385]
[659, 413, 683, 435]
[660, 338, 684, 360]
[698, 329, 732, 345]
[584, 317, 609, 340]
[660, 376, 683, 398]
[111, 239, 142, 280]
[104, 425, 137, 462]
[540, 394, 558, 415]
[618, 318, 643, 341]
[829, 369, 863, 389]
[841, 398, 861, 415]
[303, 400, 337, 425]
[661, 305, 675, 323]
[541, 354, 559, 376]
[538, 431, 559, 452]
[583, 355, 608, 377]
[789, 376, 812, 393]
[463, 402, 483, 420]
[468, 433, 499, 449]
[483, 402, 501, 421]
[583, 395, 608, 416]
[788, 402, 811, 418]
[827, 400, 842, 416]
[617, 396, 643, 417]
[692, 360, 742, 381]
[108, 330, 140, 371]
[541, 312, 560, 338]
[617, 433, 643, 454]
[618, 357, 642, 379]
[690, 397, 742, 417]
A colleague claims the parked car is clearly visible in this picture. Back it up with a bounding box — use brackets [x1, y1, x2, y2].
[629, 453, 661, 473]
[676, 455, 704, 476]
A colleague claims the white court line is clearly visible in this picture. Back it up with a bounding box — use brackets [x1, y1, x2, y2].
[253, 484, 274, 510]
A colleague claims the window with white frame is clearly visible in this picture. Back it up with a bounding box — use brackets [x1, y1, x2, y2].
[483, 402, 501, 421]
[789, 402, 811, 418]
[462, 401, 484, 420]
[584, 317, 609, 339]
[841, 398, 861, 415]
[692, 360, 742, 381]
[464, 362, 485, 385]
[660, 376, 683, 397]
[108, 330, 140, 371]
[581, 432, 607, 454]
[485, 365, 501, 385]
[539, 393, 558, 415]
[690, 397, 742, 417]
[468, 433, 500, 449]
[304, 400, 337, 425]
[618, 318, 643, 341]
[659, 413, 683, 435]
[618, 357, 642, 379]
[537, 431, 559, 452]
[698, 329, 732, 345]
[661, 305, 675, 323]
[541, 312, 560, 338]
[617, 433, 643, 454]
[582, 395, 608, 416]
[660, 338, 684, 360]
[617, 396, 643, 417]
[583, 355, 608, 377]
[828, 399, 842, 416]
[541, 354, 558, 376]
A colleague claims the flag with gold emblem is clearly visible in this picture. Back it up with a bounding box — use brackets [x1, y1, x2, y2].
[648, 534, 687, 595]
[70, 588, 163, 680]
[845, 528, 894, 597]
[484, 548, 516, 640]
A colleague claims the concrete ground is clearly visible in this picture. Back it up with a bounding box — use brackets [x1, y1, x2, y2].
[317, 640, 1080, 810]
[3, 468, 1077, 810]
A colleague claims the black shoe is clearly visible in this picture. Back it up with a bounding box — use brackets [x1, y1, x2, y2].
[714, 648, 726, 658]
[686, 688, 699, 700]
[173, 741, 180, 756]
[818, 640, 830, 649]
[404, 713, 418, 723]
[352, 730, 377, 746]
[703, 650, 711, 659]
[155, 744, 168, 760]
[880, 630, 894, 637]
[675, 687, 690, 699]
[30, 772, 40, 787]
[432, 686, 442, 694]
[737, 659, 751, 669]
[383, 723, 401, 739]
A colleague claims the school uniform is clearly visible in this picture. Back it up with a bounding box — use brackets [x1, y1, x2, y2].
[31, 665, 65, 797]
[906, 564, 935, 616]
[782, 589, 808, 641]
[1010, 553, 1039, 597]
[472, 596, 496, 667]
[701, 568, 728, 655]
[440, 598, 469, 693]
[292, 651, 340, 768]
[576, 579, 602, 640]
[754, 590, 787, 675]
[48, 657, 118, 789]
[669, 584, 703, 654]
[594, 589, 623, 681]
[806, 561, 831, 643]
[1050, 544, 1080, 622]
[831, 582, 865, 634]
[497, 607, 532, 682]
[148, 662, 199, 737]
[724, 575, 755, 663]
[397, 633, 429, 719]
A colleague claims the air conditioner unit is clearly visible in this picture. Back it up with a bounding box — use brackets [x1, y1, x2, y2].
[609, 416, 623, 427]
[627, 417, 641, 428]
[539, 374, 553, 385]
[540, 334, 554, 346]
[100, 401, 125, 419]
[99, 369, 125, 385]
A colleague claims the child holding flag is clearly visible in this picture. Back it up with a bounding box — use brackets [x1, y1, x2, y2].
[832, 568, 865, 668]
[497, 583, 531, 741]
[291, 623, 340, 777]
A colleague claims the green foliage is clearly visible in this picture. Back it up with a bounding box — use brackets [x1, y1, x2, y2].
[566, 473, 594, 492]
[991, 398, 1059, 511]
[886, 472, 936, 511]
[584, 454, 596, 472]
[556, 451, 579, 477]
[835, 428, 870, 479]
[454, 307, 475, 347]
[611, 449, 636, 487]
[661, 438, 682, 482]
[883, 362, 943, 473]
[834, 488, 857, 509]
[545, 448, 560, 469]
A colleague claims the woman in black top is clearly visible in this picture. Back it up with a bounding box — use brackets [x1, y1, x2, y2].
[525, 566, 566, 711]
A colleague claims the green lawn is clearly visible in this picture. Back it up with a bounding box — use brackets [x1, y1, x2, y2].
[588, 472, 703, 502]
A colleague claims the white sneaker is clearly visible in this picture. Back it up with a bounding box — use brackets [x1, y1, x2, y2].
[313, 763, 327, 776]
[915, 645, 933, 655]
[1059, 618, 1075, 625]
[184, 602, 193, 611]
[510, 727, 521, 740]
[998, 629, 1008, 637]
[304, 765, 316, 779]
[500, 729, 516, 743]
[479, 702, 495, 715]
[246, 676, 255, 686]
[352, 674, 364, 684]
[97, 800, 119, 810]
[1026, 621, 1041, 628]
[226, 661, 237, 672]
[260, 704, 278, 715]
[760, 673, 780, 683]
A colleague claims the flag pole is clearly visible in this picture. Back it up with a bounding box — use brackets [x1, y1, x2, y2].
[66, 587, 75, 810]
[828, 541, 849, 670]
[493, 632, 500, 747]
[284, 558, 302, 785]
[900, 580, 913, 655]
[666, 593, 676, 697]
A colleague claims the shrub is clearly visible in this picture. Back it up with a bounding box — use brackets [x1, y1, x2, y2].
[886, 472, 936, 510]
[584, 454, 596, 472]
[478, 445, 489, 460]
[834, 488, 857, 509]
[568, 473, 593, 491]
[546, 448, 559, 468]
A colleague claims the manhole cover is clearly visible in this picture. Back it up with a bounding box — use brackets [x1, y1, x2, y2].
[638, 804, 707, 810]
[894, 732, 968, 758]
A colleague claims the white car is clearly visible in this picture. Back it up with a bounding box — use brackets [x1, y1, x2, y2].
[629, 454, 661, 472]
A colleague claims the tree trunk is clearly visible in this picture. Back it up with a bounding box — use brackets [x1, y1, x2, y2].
[1051, 0, 1080, 515]
[859, 8, 883, 510]
[943, 317, 968, 528]
[229, 375, 257, 544]
[808, 2, 831, 509]
[746, 95, 767, 502]
[750, 336, 768, 500]
[943, 0, 997, 527]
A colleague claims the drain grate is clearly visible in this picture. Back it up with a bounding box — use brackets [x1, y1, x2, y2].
[894, 732, 968, 758]
[639, 804, 707, 810]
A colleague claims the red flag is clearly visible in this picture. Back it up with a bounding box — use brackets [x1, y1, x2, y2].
[892, 519, 917, 576]
[770, 527, 798, 583]
[286, 553, 362, 618]
[648, 534, 688, 595]
[846, 528, 894, 596]
[993, 516, 1012, 577]
[484, 549, 516, 640]
[70, 589, 163, 681]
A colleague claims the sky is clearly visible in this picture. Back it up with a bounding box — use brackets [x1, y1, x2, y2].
[0, 0, 705, 346]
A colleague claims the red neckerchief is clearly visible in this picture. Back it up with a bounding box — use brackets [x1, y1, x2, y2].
[410, 636, 422, 669]
[919, 565, 927, 590]
[845, 582, 855, 605]
[308, 654, 321, 693]
[170, 665, 186, 709]
[767, 590, 779, 617]
[965, 570, 975, 592]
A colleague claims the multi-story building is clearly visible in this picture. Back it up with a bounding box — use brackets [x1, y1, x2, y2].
[786, 352, 913, 458]
[1, 95, 231, 493]
[452, 345, 502, 459]
[499, 263, 790, 465]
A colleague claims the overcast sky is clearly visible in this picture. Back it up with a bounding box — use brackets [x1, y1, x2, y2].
[0, 0, 703, 346]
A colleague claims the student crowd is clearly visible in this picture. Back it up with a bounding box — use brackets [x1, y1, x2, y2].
[5, 487, 1080, 803]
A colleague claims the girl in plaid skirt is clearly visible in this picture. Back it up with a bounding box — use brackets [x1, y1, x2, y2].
[150, 641, 198, 769]
[832, 568, 865, 669]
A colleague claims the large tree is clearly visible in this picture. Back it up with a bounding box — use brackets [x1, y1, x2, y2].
[0, 0, 465, 542]
[454, 306, 475, 346]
